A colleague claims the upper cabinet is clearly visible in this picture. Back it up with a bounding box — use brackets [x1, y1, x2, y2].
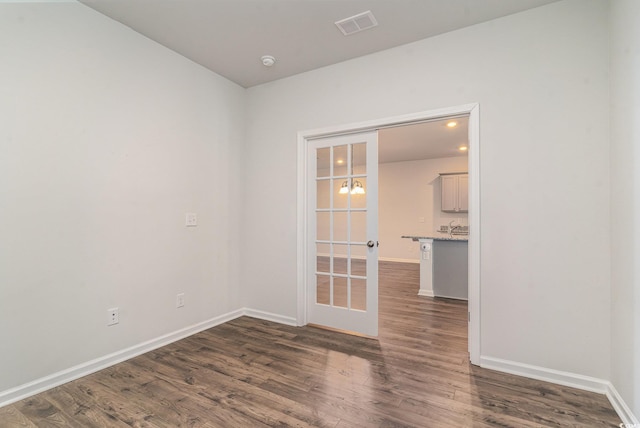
[440, 173, 468, 213]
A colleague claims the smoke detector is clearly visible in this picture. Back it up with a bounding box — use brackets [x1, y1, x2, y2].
[335, 10, 378, 36]
[261, 55, 276, 67]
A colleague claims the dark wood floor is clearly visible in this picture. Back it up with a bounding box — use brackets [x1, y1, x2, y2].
[1, 261, 621, 427]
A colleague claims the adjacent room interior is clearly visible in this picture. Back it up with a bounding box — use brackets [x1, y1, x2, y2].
[379, 117, 470, 301]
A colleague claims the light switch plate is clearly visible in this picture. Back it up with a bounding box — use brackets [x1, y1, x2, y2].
[185, 213, 197, 227]
[176, 293, 185, 308]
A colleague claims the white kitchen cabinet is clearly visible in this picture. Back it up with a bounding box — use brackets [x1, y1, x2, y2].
[440, 173, 468, 213]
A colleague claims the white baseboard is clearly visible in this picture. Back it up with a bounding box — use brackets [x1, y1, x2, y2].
[242, 308, 298, 326]
[0, 309, 245, 408]
[418, 289, 434, 297]
[5, 313, 637, 426]
[0, 307, 303, 409]
[605, 381, 640, 425]
[480, 356, 608, 393]
[433, 293, 468, 301]
[480, 356, 638, 424]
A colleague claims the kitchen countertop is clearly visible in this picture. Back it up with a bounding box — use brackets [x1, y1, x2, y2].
[402, 234, 469, 242]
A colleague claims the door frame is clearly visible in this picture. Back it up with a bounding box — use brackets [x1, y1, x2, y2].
[297, 103, 481, 364]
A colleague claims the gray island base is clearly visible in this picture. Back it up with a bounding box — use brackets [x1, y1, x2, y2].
[402, 235, 468, 300]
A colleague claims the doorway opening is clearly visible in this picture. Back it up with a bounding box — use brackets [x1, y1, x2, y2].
[297, 103, 480, 364]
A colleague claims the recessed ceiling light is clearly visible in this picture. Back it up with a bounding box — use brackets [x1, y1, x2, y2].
[446, 121, 457, 128]
[261, 55, 276, 67]
[458, 145, 468, 152]
[336, 159, 344, 164]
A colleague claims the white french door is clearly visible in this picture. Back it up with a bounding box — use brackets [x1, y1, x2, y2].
[307, 131, 378, 336]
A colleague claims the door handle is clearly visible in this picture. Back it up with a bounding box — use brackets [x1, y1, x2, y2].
[367, 240, 375, 248]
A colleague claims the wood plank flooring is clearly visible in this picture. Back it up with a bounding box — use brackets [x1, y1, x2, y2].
[1, 261, 621, 427]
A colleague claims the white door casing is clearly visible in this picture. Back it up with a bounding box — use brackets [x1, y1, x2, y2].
[297, 103, 480, 364]
[306, 132, 378, 336]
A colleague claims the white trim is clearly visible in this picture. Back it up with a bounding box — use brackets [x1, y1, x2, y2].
[480, 356, 609, 394]
[480, 356, 639, 424]
[297, 103, 481, 363]
[0, 307, 300, 409]
[297, 132, 308, 327]
[434, 294, 468, 301]
[606, 382, 640, 425]
[242, 308, 298, 326]
[299, 105, 479, 140]
[467, 104, 481, 365]
[0, 309, 244, 408]
[5, 305, 634, 425]
[378, 257, 420, 264]
[418, 238, 435, 300]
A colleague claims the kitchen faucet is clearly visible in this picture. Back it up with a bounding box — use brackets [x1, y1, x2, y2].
[448, 220, 460, 238]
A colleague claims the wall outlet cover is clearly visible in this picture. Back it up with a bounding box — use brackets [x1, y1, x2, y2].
[185, 213, 197, 227]
[107, 307, 119, 326]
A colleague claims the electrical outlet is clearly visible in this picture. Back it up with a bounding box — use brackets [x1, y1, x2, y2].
[185, 213, 197, 227]
[176, 293, 185, 308]
[107, 307, 119, 326]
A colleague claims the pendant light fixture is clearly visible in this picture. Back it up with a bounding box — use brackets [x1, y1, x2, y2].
[338, 145, 365, 195]
[352, 180, 365, 194]
[339, 179, 365, 195]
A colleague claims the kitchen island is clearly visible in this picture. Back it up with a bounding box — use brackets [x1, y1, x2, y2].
[402, 234, 468, 300]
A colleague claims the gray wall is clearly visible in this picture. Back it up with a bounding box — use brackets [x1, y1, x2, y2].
[245, 0, 611, 379]
[610, 0, 640, 419]
[0, 2, 246, 393]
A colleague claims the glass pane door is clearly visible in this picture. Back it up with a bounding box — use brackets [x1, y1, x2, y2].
[308, 132, 378, 336]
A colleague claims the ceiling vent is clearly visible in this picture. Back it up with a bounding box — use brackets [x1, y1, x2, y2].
[335, 10, 378, 36]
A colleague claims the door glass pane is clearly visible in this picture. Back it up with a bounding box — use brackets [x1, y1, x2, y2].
[351, 278, 366, 311]
[350, 211, 366, 242]
[316, 274, 330, 305]
[312, 135, 375, 326]
[317, 212, 330, 241]
[334, 179, 348, 209]
[333, 244, 348, 275]
[351, 245, 367, 277]
[317, 147, 330, 178]
[352, 143, 366, 175]
[333, 211, 348, 242]
[351, 177, 366, 209]
[333, 145, 348, 176]
[316, 243, 330, 273]
[317, 179, 330, 209]
[333, 276, 348, 308]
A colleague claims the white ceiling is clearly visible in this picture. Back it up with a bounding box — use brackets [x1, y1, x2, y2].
[379, 116, 469, 164]
[316, 116, 469, 170]
[78, 0, 559, 88]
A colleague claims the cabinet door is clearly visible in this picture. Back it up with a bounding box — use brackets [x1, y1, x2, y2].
[441, 175, 458, 212]
[458, 174, 469, 212]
